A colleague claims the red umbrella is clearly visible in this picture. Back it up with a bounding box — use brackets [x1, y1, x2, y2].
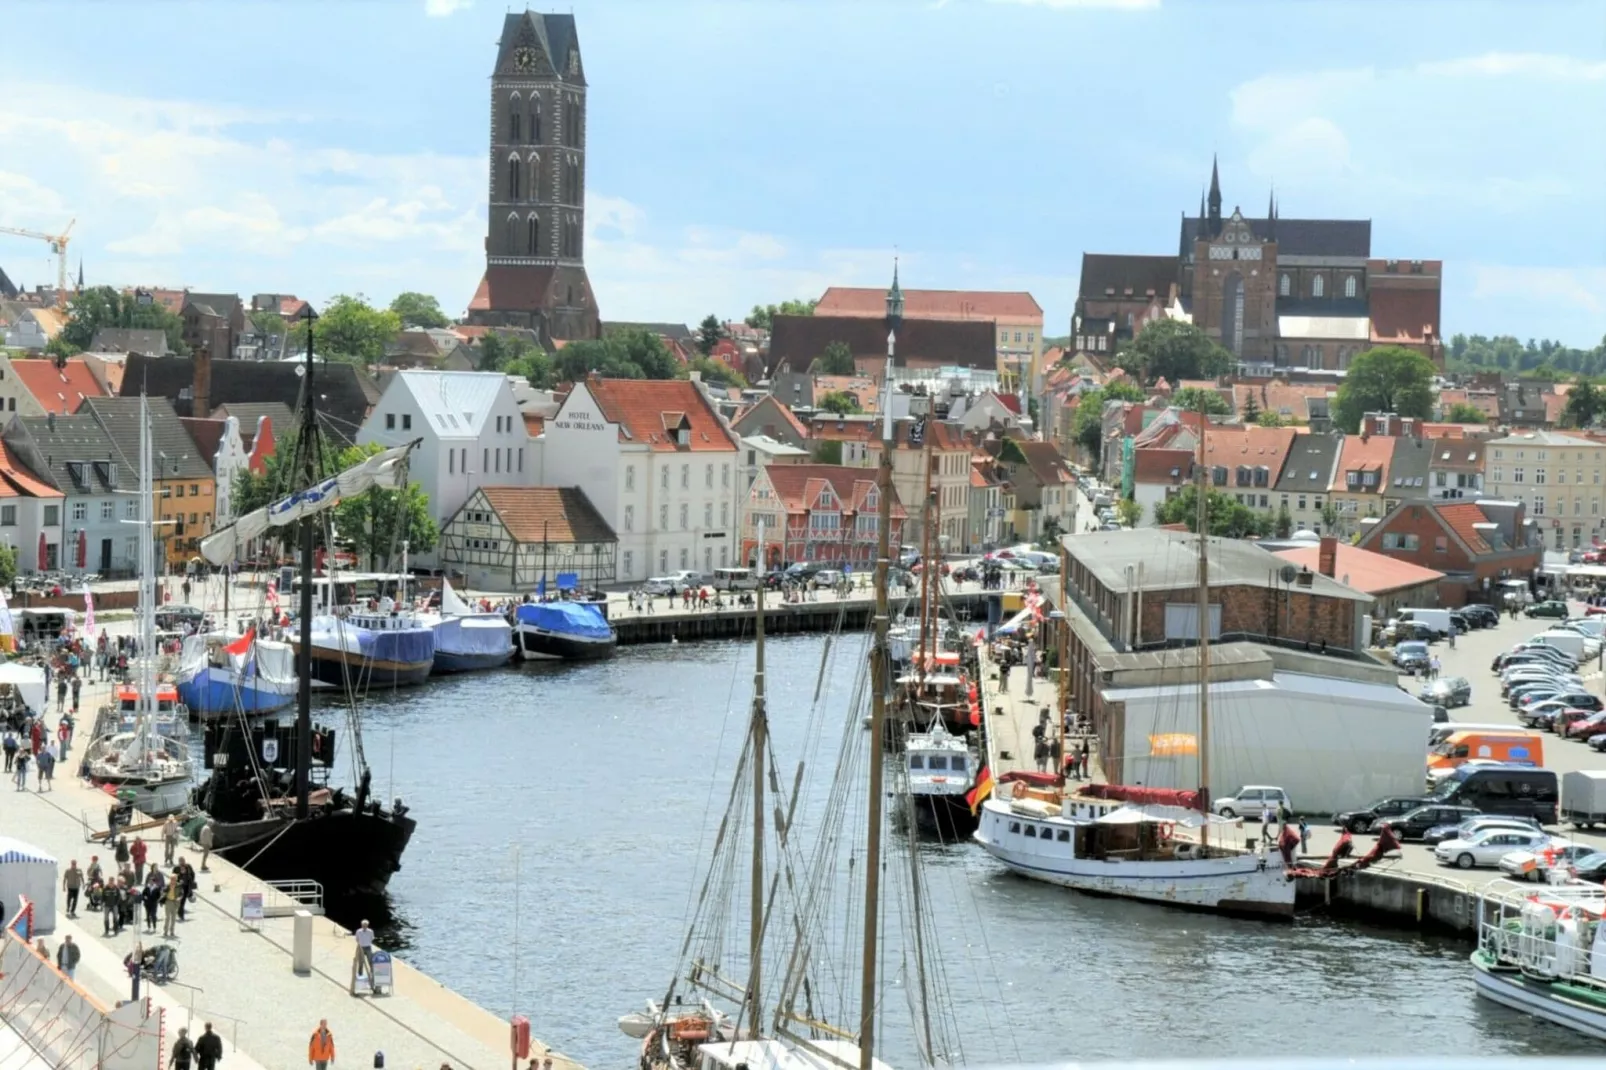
[37, 532, 47, 571]
[76, 529, 87, 570]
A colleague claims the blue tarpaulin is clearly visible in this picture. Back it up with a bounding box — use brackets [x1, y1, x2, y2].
[516, 601, 613, 641]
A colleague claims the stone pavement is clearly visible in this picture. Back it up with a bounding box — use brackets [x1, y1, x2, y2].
[7, 671, 580, 1070]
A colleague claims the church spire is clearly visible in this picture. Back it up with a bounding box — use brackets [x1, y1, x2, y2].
[76, 258, 83, 291]
[1267, 188, 1277, 239]
[1206, 154, 1222, 237]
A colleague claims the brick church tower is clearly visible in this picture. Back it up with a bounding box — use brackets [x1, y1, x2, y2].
[465, 11, 601, 343]
[1183, 156, 1278, 364]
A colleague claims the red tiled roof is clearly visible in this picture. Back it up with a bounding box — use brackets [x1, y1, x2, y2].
[1370, 287, 1442, 345]
[1544, 393, 1568, 425]
[581, 376, 737, 453]
[1012, 440, 1071, 485]
[468, 266, 559, 313]
[761, 464, 907, 520]
[1228, 381, 1332, 422]
[0, 439, 61, 499]
[11, 358, 109, 414]
[477, 486, 615, 544]
[1435, 502, 1494, 554]
[1332, 433, 1396, 493]
[522, 412, 546, 436]
[809, 415, 878, 442]
[735, 395, 809, 440]
[1200, 424, 1294, 473]
[816, 287, 1042, 320]
[1274, 543, 1443, 595]
[993, 392, 1023, 415]
[1131, 447, 1195, 485]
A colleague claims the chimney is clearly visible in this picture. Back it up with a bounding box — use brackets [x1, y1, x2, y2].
[46, 412, 55, 433]
[1318, 535, 1338, 578]
[192, 345, 212, 420]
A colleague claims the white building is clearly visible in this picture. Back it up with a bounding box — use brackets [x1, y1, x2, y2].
[182, 415, 255, 525]
[542, 375, 742, 584]
[357, 371, 536, 564]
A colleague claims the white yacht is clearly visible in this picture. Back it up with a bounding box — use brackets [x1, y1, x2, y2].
[903, 720, 980, 838]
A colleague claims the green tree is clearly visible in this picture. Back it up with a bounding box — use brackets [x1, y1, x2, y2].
[1171, 386, 1232, 416]
[1320, 501, 1340, 532]
[56, 285, 188, 356]
[696, 314, 724, 356]
[291, 294, 400, 365]
[1275, 501, 1293, 539]
[1114, 319, 1233, 385]
[745, 298, 817, 331]
[818, 390, 861, 415]
[0, 543, 18, 587]
[476, 331, 509, 372]
[1240, 392, 1260, 424]
[1331, 346, 1436, 432]
[1072, 381, 1145, 462]
[505, 350, 555, 388]
[1444, 401, 1491, 424]
[388, 292, 450, 329]
[1114, 499, 1141, 528]
[560, 330, 681, 382]
[477, 332, 554, 386]
[1153, 484, 1270, 538]
[811, 439, 843, 464]
[690, 356, 747, 389]
[1255, 410, 1289, 428]
[1562, 383, 1602, 429]
[249, 309, 288, 338]
[816, 340, 857, 376]
[333, 444, 438, 570]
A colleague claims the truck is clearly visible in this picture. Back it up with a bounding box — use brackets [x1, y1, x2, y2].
[1562, 770, 1606, 830]
[1397, 607, 1453, 639]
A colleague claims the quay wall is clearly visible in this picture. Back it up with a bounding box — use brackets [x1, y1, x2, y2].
[611, 590, 996, 645]
[1297, 870, 1482, 937]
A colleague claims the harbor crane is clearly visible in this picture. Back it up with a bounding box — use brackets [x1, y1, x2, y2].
[0, 219, 76, 307]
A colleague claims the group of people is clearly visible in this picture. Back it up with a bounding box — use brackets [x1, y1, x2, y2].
[2, 710, 66, 792]
[69, 819, 198, 940]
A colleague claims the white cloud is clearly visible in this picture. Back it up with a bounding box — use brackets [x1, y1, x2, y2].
[424, 0, 473, 17]
[1470, 265, 1606, 318]
[1417, 53, 1606, 81]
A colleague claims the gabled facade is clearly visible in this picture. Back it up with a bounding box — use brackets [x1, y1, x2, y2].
[1358, 499, 1541, 606]
[180, 415, 260, 525]
[82, 397, 216, 567]
[730, 394, 808, 450]
[0, 438, 63, 573]
[439, 485, 616, 592]
[1328, 432, 1396, 535]
[742, 464, 905, 569]
[181, 292, 246, 359]
[357, 371, 536, 563]
[968, 459, 1006, 551]
[541, 374, 742, 583]
[2, 413, 130, 575]
[860, 419, 970, 551]
[1274, 432, 1342, 534]
[997, 439, 1075, 542]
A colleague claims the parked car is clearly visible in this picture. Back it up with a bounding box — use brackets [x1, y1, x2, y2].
[1422, 814, 1542, 846]
[1211, 785, 1293, 819]
[1393, 641, 1430, 673]
[1525, 600, 1571, 619]
[1520, 700, 1581, 730]
[1418, 676, 1471, 708]
[1378, 804, 1482, 842]
[155, 604, 205, 630]
[1334, 795, 1437, 834]
[1570, 852, 1606, 883]
[1461, 604, 1500, 629]
[812, 569, 846, 589]
[1498, 841, 1591, 881]
[1563, 711, 1606, 739]
[1434, 827, 1554, 869]
[784, 562, 826, 581]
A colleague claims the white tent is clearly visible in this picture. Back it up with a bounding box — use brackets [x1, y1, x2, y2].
[0, 837, 57, 934]
[0, 664, 45, 714]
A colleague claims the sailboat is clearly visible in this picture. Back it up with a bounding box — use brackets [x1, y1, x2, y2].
[972, 411, 1296, 918]
[418, 578, 514, 674]
[175, 628, 297, 716]
[191, 330, 418, 902]
[82, 393, 194, 818]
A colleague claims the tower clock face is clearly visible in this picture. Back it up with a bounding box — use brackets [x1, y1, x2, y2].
[514, 47, 535, 70]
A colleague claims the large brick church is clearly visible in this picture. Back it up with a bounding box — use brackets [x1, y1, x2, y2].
[465, 11, 602, 344]
[1073, 159, 1442, 376]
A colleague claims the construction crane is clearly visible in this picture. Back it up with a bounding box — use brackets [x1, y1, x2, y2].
[0, 219, 75, 307]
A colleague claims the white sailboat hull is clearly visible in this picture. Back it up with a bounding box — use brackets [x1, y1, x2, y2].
[974, 801, 1295, 917]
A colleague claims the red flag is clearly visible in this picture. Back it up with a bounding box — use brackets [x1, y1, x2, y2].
[225, 627, 255, 657]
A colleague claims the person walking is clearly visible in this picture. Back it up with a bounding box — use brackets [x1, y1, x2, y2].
[1299, 818, 1312, 854]
[1430, 654, 1442, 680]
[198, 821, 214, 872]
[36, 745, 53, 791]
[54, 676, 67, 714]
[162, 875, 180, 938]
[2, 728, 16, 772]
[131, 837, 148, 883]
[353, 920, 375, 984]
[56, 715, 71, 758]
[63, 859, 83, 918]
[13, 750, 28, 791]
[56, 934, 80, 981]
[162, 816, 180, 866]
[70, 675, 80, 713]
[169, 1027, 195, 1070]
[308, 1019, 336, 1070]
[1079, 740, 1091, 780]
[195, 1023, 223, 1070]
[114, 834, 131, 870]
[142, 872, 162, 932]
[176, 860, 195, 922]
[102, 879, 119, 936]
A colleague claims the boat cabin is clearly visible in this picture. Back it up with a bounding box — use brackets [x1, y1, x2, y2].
[115, 683, 181, 717]
[905, 725, 974, 797]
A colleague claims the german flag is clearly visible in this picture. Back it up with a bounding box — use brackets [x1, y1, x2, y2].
[966, 765, 995, 815]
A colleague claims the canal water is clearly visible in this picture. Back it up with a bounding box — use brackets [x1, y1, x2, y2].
[333, 634, 1596, 1065]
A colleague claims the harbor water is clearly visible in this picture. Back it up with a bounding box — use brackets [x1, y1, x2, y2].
[304, 633, 1596, 1065]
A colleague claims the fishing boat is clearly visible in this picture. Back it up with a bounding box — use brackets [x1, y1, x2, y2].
[175, 631, 296, 716]
[82, 394, 194, 818]
[1473, 877, 1606, 1040]
[513, 599, 615, 661]
[902, 719, 981, 840]
[294, 606, 436, 689]
[194, 331, 419, 905]
[419, 579, 514, 674]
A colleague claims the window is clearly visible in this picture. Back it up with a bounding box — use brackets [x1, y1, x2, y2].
[0, 506, 13, 526]
[661, 467, 669, 490]
[1536, 468, 1547, 485]
[494, 449, 501, 474]
[174, 484, 185, 498]
[625, 466, 635, 491]
[681, 465, 689, 489]
[509, 157, 521, 199]
[1312, 275, 1325, 298]
[43, 505, 57, 526]
[1492, 467, 1503, 482]
[125, 500, 136, 519]
[460, 447, 467, 472]
[1434, 536, 1448, 553]
[510, 111, 520, 141]
[527, 215, 540, 255]
[518, 448, 524, 472]
[1513, 468, 1525, 484]
[679, 503, 688, 530]
[483, 448, 489, 473]
[623, 550, 633, 577]
[531, 101, 541, 143]
[703, 503, 713, 528]
[1097, 335, 1107, 352]
[403, 414, 412, 431]
[659, 550, 668, 573]
[189, 513, 198, 524]
[679, 547, 689, 569]
[449, 450, 456, 475]
[705, 465, 713, 489]
[624, 505, 634, 532]
[659, 504, 668, 529]
[71, 501, 86, 522]
[386, 413, 396, 430]
[1535, 496, 1546, 516]
[1344, 276, 1357, 299]
[999, 330, 1007, 344]
[1298, 495, 1307, 511]
[100, 501, 113, 520]
[721, 464, 729, 488]
[1074, 335, 1084, 351]
[1278, 273, 1290, 297]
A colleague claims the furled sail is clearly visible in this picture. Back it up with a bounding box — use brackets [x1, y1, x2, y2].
[199, 444, 416, 566]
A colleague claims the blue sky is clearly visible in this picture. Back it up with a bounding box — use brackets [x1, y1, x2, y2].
[2, 0, 1603, 346]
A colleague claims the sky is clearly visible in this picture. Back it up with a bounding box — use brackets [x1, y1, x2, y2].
[2, 0, 1603, 347]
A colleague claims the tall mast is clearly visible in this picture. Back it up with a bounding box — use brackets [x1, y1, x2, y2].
[137, 392, 156, 751]
[915, 417, 936, 692]
[1193, 397, 1211, 839]
[748, 520, 768, 1033]
[295, 305, 319, 821]
[860, 265, 901, 1070]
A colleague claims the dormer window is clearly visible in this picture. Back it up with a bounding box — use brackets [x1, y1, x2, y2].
[1347, 471, 1359, 487]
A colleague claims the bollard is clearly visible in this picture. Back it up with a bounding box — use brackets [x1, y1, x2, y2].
[292, 910, 313, 975]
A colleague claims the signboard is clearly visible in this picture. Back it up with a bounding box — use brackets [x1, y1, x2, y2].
[240, 893, 264, 921]
[1148, 733, 1198, 757]
[555, 572, 579, 591]
[370, 950, 393, 992]
[261, 738, 279, 764]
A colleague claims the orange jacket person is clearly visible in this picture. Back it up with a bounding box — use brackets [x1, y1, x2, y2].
[308, 1019, 335, 1069]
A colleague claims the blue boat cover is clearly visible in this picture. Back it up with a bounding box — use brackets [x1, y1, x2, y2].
[434, 615, 514, 657]
[365, 626, 436, 666]
[516, 601, 613, 641]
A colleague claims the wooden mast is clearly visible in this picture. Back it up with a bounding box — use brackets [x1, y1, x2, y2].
[748, 520, 768, 1033]
[1193, 396, 1211, 847]
[915, 413, 937, 692]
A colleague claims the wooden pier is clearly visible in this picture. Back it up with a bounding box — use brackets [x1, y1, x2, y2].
[610, 588, 998, 645]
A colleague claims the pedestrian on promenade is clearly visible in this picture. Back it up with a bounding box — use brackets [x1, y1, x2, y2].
[176, 860, 196, 921]
[2, 728, 16, 771]
[114, 834, 131, 869]
[163, 874, 181, 937]
[1449, 627, 1457, 650]
[70, 675, 80, 713]
[1430, 654, 1442, 680]
[1299, 818, 1311, 854]
[29, 717, 41, 756]
[87, 855, 102, 885]
[163, 816, 180, 866]
[55, 676, 67, 713]
[142, 872, 162, 932]
[1260, 803, 1273, 835]
[57, 715, 71, 758]
[308, 1018, 336, 1069]
[124, 944, 144, 1002]
[36, 746, 53, 790]
[353, 919, 376, 983]
[1079, 740, 1091, 779]
[63, 859, 83, 917]
[13, 750, 28, 790]
[131, 837, 148, 883]
[56, 935, 79, 981]
[199, 821, 214, 872]
[102, 881, 119, 936]
[195, 1024, 223, 1070]
[169, 1027, 195, 1070]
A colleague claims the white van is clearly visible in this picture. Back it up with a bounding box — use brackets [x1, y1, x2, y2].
[711, 567, 759, 591]
[1398, 608, 1453, 638]
[1531, 630, 1592, 661]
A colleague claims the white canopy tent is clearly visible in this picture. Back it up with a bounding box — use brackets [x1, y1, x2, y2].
[0, 663, 47, 713]
[0, 837, 57, 934]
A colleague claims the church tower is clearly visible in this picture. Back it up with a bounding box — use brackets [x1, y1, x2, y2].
[465, 11, 600, 342]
